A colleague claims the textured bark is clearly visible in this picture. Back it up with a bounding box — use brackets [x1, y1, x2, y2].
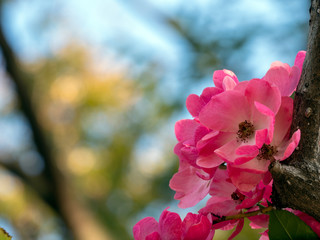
[270, 0, 320, 221]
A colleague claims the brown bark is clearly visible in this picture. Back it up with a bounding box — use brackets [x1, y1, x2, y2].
[270, 0, 320, 221]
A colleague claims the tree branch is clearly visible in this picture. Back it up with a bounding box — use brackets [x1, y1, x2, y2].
[270, 0, 320, 222]
[0, 10, 63, 211]
[212, 206, 274, 224]
[0, 11, 114, 240]
[0, 13, 76, 240]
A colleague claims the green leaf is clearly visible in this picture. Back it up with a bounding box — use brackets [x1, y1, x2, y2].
[290, 92, 295, 99]
[269, 210, 318, 240]
[0, 228, 11, 240]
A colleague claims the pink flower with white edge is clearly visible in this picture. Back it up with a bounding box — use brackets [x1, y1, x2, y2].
[263, 51, 306, 97]
[199, 78, 281, 166]
[133, 208, 214, 240]
[186, 69, 238, 118]
[227, 97, 300, 192]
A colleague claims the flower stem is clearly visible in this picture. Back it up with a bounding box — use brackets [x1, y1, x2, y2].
[212, 205, 274, 224]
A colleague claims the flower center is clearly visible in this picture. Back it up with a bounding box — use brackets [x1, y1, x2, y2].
[237, 120, 254, 142]
[231, 191, 245, 201]
[257, 144, 277, 161]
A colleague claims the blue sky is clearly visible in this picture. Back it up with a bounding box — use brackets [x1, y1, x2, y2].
[5, 0, 308, 78]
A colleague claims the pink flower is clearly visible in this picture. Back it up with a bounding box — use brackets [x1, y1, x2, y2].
[133, 208, 214, 240]
[182, 212, 215, 240]
[294, 51, 306, 74]
[199, 79, 281, 166]
[171, 119, 232, 207]
[196, 131, 235, 169]
[133, 217, 161, 240]
[174, 119, 224, 169]
[263, 51, 306, 97]
[213, 69, 239, 91]
[186, 69, 238, 118]
[169, 161, 215, 208]
[199, 169, 269, 240]
[227, 97, 300, 192]
[134, 51, 307, 240]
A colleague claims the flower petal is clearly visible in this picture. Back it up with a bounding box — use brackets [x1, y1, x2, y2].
[255, 129, 269, 148]
[215, 139, 257, 165]
[236, 145, 259, 158]
[276, 129, 301, 161]
[245, 79, 281, 114]
[228, 219, 244, 240]
[294, 51, 306, 74]
[233, 157, 269, 174]
[248, 214, 269, 229]
[133, 217, 159, 240]
[272, 97, 293, 146]
[199, 91, 251, 132]
[197, 132, 233, 168]
[222, 76, 237, 91]
[182, 213, 212, 240]
[200, 198, 239, 217]
[200, 87, 223, 103]
[186, 88, 223, 117]
[175, 119, 200, 143]
[186, 94, 205, 118]
[196, 154, 224, 168]
[253, 101, 275, 143]
[264, 63, 296, 97]
[169, 166, 213, 208]
[209, 168, 236, 197]
[288, 65, 301, 95]
[159, 208, 182, 240]
[146, 232, 160, 240]
[228, 165, 264, 192]
[213, 69, 238, 89]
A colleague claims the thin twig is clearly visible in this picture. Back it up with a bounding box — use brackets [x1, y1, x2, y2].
[212, 206, 274, 224]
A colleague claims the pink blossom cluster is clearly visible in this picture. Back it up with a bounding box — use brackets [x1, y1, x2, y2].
[133, 51, 320, 240]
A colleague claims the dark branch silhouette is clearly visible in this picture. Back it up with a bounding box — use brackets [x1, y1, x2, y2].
[271, 0, 320, 222]
[0, 8, 76, 240]
[0, 6, 127, 240]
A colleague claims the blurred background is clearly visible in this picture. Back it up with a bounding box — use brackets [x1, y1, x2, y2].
[0, 0, 308, 239]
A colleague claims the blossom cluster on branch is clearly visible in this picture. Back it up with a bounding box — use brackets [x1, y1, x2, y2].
[133, 51, 320, 240]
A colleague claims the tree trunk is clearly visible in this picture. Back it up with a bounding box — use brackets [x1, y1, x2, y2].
[270, 0, 320, 222]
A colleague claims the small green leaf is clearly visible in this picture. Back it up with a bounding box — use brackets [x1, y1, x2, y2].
[269, 210, 318, 240]
[0, 228, 11, 240]
[257, 203, 266, 209]
[290, 92, 295, 99]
